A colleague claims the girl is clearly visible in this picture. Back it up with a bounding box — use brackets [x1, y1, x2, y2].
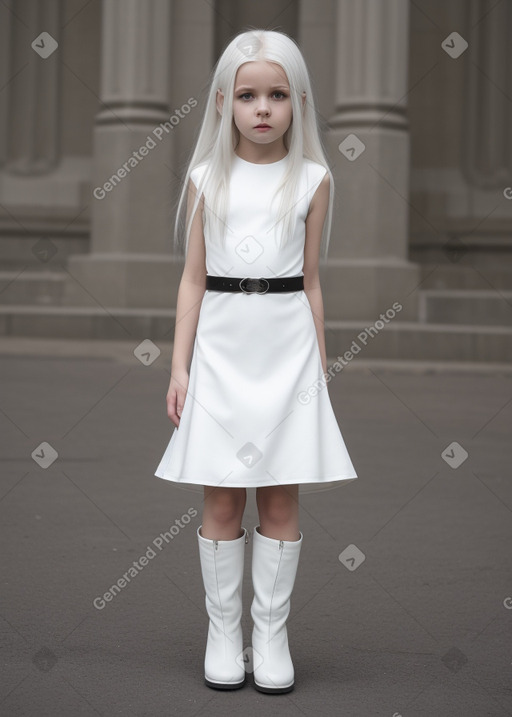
[154, 28, 358, 693]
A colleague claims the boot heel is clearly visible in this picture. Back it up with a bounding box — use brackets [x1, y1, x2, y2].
[204, 676, 245, 690]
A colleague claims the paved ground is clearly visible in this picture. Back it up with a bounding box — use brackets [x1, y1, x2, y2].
[1, 337, 511, 717]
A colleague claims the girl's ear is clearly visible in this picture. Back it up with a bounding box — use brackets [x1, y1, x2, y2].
[216, 89, 224, 116]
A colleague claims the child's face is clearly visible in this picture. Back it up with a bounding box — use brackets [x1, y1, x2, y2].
[229, 61, 293, 151]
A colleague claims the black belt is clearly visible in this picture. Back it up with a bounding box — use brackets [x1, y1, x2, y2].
[206, 275, 304, 294]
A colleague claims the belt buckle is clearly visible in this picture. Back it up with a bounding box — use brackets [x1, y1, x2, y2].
[239, 277, 270, 295]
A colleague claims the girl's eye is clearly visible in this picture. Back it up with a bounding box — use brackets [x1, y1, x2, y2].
[237, 91, 288, 101]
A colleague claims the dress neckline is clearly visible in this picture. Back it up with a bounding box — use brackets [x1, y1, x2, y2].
[233, 153, 289, 166]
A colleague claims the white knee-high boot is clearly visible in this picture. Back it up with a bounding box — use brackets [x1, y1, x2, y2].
[250, 525, 303, 693]
[197, 525, 248, 689]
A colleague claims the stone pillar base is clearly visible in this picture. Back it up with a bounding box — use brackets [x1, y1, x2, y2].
[320, 258, 420, 321]
[63, 253, 184, 308]
[63, 253, 420, 320]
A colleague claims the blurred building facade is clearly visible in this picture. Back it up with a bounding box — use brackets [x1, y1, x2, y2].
[0, 0, 511, 361]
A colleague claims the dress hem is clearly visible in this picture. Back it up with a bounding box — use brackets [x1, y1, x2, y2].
[154, 471, 358, 488]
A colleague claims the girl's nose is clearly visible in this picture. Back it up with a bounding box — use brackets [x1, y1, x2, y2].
[256, 98, 270, 114]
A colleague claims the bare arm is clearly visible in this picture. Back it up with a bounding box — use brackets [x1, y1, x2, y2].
[166, 178, 207, 426]
[303, 172, 330, 376]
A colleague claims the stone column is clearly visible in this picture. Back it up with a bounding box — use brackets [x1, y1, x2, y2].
[322, 0, 420, 320]
[64, 0, 177, 309]
[2, 0, 61, 174]
[462, 0, 512, 189]
[0, 1, 12, 168]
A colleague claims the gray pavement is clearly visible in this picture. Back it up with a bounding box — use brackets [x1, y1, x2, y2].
[1, 337, 511, 717]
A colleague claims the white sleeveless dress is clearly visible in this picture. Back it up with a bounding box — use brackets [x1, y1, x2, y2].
[154, 153, 358, 493]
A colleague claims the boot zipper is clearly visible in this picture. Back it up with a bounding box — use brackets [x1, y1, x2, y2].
[279, 540, 284, 550]
[245, 531, 249, 544]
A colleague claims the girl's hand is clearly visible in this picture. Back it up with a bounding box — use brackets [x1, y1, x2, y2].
[166, 369, 189, 427]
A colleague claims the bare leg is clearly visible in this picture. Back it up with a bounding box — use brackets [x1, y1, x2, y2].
[255, 484, 300, 540]
[201, 486, 247, 540]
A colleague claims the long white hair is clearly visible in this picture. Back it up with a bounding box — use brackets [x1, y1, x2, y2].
[173, 29, 334, 262]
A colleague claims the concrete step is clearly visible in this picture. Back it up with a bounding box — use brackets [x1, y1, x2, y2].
[0, 270, 67, 305]
[418, 263, 512, 290]
[0, 234, 89, 269]
[0, 305, 177, 341]
[0, 306, 511, 362]
[419, 289, 512, 326]
[323, 320, 512, 363]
